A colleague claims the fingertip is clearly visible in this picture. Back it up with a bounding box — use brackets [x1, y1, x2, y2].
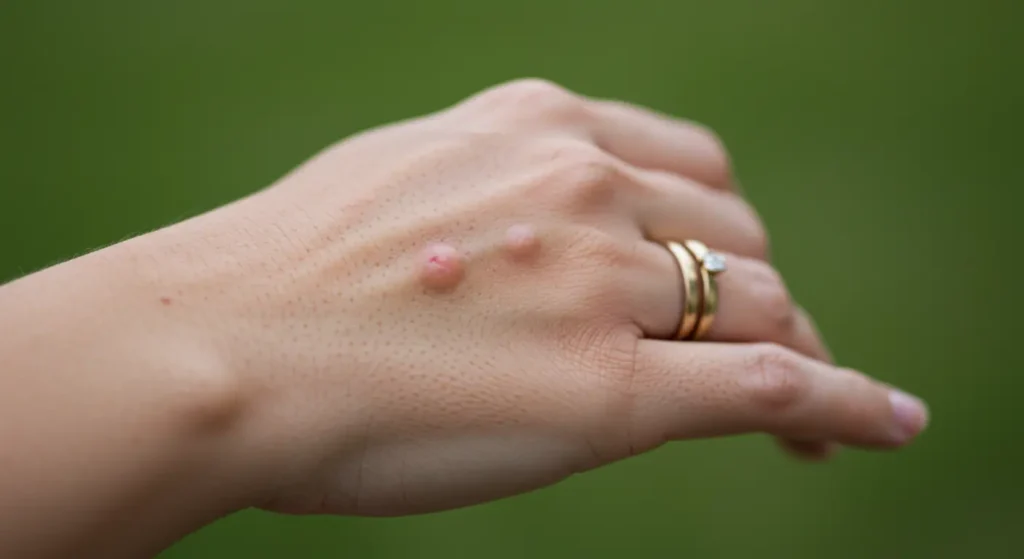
[889, 389, 929, 444]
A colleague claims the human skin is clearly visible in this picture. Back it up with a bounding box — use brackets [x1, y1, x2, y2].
[0, 79, 928, 558]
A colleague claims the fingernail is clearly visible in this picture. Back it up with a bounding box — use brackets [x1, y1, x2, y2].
[889, 390, 929, 443]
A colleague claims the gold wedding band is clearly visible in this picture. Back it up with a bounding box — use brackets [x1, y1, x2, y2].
[663, 239, 728, 341]
[665, 241, 701, 340]
[683, 240, 727, 340]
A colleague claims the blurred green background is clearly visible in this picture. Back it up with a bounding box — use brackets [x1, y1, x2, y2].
[2, 1, 1021, 557]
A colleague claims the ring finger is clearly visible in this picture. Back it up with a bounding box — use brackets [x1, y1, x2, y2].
[631, 242, 829, 364]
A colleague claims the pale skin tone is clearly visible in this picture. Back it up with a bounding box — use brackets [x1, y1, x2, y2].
[0, 79, 928, 558]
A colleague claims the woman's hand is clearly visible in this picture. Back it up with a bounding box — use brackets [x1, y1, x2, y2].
[126, 79, 928, 517]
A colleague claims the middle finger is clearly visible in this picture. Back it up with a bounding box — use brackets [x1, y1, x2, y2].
[626, 165, 769, 261]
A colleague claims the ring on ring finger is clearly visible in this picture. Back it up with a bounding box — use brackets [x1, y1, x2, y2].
[663, 240, 728, 341]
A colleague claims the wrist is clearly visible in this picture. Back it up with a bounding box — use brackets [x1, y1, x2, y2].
[98, 227, 273, 502]
[0, 232, 270, 556]
[113, 207, 367, 511]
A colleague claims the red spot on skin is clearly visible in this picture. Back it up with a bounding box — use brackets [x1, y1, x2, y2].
[504, 224, 539, 258]
[159, 297, 172, 306]
[419, 243, 464, 291]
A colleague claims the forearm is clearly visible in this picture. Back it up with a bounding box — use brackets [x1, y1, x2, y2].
[0, 238, 256, 558]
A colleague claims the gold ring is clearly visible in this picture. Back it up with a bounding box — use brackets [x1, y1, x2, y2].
[664, 241, 701, 340]
[683, 240, 727, 340]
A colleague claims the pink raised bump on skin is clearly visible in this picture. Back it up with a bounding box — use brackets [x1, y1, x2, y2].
[504, 224, 539, 258]
[419, 243, 464, 290]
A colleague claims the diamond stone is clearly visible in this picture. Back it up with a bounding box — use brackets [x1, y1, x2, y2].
[703, 252, 727, 274]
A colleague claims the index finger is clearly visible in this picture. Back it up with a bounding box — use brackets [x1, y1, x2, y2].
[626, 340, 929, 449]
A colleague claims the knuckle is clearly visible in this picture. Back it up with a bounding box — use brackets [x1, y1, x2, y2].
[547, 143, 623, 210]
[549, 140, 611, 170]
[488, 78, 584, 119]
[745, 344, 810, 412]
[501, 77, 569, 98]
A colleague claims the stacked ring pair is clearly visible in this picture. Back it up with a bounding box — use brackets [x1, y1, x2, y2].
[665, 240, 727, 341]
